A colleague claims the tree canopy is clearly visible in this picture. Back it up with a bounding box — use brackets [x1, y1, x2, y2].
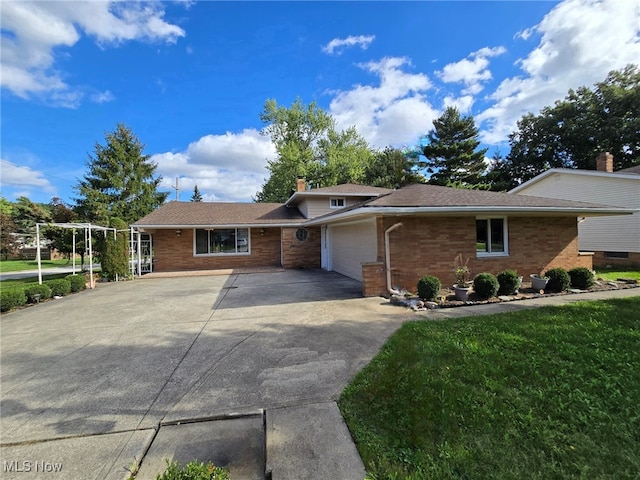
[421, 106, 487, 187]
[75, 123, 168, 224]
[491, 64, 640, 187]
[255, 98, 424, 201]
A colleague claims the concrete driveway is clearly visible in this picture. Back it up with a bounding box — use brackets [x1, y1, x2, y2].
[0, 270, 410, 479]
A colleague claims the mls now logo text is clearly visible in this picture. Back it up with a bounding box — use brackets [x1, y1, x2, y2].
[3, 460, 63, 473]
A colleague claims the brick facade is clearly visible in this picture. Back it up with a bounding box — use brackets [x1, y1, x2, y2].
[150, 227, 282, 272]
[281, 226, 321, 269]
[362, 215, 592, 296]
[592, 251, 640, 269]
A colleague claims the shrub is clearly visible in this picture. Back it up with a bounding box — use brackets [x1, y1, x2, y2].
[24, 284, 53, 303]
[44, 278, 71, 297]
[66, 274, 87, 292]
[473, 272, 499, 299]
[156, 459, 229, 480]
[1, 288, 27, 312]
[497, 270, 521, 295]
[544, 267, 570, 293]
[417, 275, 441, 301]
[569, 267, 595, 290]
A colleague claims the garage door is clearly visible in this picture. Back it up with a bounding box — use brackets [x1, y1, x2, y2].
[329, 219, 377, 281]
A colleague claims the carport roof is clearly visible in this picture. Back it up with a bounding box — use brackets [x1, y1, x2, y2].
[132, 201, 306, 228]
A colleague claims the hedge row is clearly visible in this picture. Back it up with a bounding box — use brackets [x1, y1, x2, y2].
[1, 274, 87, 313]
[415, 267, 595, 300]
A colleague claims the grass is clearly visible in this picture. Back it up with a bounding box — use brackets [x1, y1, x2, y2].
[339, 297, 640, 480]
[0, 259, 73, 273]
[594, 268, 640, 282]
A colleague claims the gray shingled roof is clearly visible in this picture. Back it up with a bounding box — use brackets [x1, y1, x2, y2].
[367, 183, 617, 209]
[285, 183, 392, 206]
[617, 164, 640, 175]
[132, 201, 305, 227]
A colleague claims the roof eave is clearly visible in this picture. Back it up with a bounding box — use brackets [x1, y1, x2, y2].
[303, 205, 634, 225]
[132, 222, 305, 229]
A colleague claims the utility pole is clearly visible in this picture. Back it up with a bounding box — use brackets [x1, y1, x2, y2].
[172, 177, 180, 201]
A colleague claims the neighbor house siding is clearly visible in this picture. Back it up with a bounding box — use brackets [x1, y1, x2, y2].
[151, 227, 282, 271]
[365, 216, 590, 296]
[514, 173, 640, 254]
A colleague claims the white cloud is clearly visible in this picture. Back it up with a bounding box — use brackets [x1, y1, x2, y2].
[0, 159, 56, 193]
[443, 95, 475, 114]
[151, 129, 276, 202]
[478, 0, 640, 143]
[0, 1, 185, 105]
[322, 34, 375, 55]
[90, 90, 115, 104]
[437, 46, 506, 95]
[328, 57, 438, 146]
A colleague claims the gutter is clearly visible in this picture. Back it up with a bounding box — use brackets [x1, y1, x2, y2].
[385, 222, 403, 295]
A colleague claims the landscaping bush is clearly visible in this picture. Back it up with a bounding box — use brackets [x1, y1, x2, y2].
[1, 288, 27, 312]
[24, 284, 52, 303]
[497, 269, 521, 295]
[156, 459, 229, 480]
[44, 278, 71, 297]
[66, 274, 86, 292]
[417, 275, 441, 301]
[569, 267, 595, 290]
[473, 272, 499, 299]
[544, 267, 570, 293]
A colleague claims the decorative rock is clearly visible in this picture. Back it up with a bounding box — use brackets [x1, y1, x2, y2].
[498, 295, 512, 301]
[424, 301, 438, 309]
[607, 281, 619, 287]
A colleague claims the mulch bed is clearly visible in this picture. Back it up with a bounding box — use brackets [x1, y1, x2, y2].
[392, 278, 640, 311]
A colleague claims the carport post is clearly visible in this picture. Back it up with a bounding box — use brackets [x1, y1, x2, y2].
[36, 223, 42, 285]
[88, 225, 94, 289]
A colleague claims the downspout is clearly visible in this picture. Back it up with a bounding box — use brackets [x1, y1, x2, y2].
[384, 222, 403, 294]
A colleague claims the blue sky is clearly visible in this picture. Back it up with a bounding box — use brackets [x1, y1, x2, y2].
[2, 0, 639, 205]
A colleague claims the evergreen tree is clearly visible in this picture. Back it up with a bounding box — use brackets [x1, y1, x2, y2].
[100, 217, 129, 281]
[191, 185, 203, 202]
[75, 123, 168, 224]
[421, 107, 488, 186]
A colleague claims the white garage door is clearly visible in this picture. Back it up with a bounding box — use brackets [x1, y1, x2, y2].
[329, 219, 377, 281]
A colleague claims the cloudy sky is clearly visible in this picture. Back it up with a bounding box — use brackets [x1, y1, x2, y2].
[1, 0, 638, 204]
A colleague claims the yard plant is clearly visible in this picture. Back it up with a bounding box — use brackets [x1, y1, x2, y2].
[44, 278, 71, 297]
[417, 275, 441, 301]
[0, 288, 27, 312]
[544, 267, 570, 293]
[472, 272, 499, 299]
[568, 267, 595, 290]
[497, 269, 520, 295]
[24, 284, 53, 303]
[339, 297, 640, 479]
[66, 274, 87, 292]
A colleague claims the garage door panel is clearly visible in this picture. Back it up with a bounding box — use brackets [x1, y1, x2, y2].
[330, 221, 377, 281]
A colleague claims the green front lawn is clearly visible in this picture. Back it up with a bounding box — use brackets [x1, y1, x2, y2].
[339, 297, 640, 479]
[0, 259, 72, 272]
[594, 268, 640, 282]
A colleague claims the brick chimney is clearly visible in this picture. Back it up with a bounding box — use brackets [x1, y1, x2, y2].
[596, 152, 613, 173]
[296, 177, 306, 192]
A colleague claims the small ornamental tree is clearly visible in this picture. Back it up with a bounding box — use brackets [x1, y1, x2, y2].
[100, 218, 129, 281]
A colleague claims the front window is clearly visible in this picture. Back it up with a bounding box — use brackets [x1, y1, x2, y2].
[194, 228, 249, 255]
[330, 197, 345, 208]
[476, 218, 507, 256]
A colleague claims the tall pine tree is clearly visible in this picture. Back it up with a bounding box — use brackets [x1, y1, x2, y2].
[191, 185, 203, 202]
[422, 107, 487, 186]
[75, 123, 168, 224]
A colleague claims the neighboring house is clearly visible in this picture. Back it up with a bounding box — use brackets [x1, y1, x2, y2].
[132, 179, 631, 297]
[510, 152, 640, 267]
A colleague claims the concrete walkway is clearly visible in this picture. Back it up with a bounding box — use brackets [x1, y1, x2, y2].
[0, 270, 638, 480]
